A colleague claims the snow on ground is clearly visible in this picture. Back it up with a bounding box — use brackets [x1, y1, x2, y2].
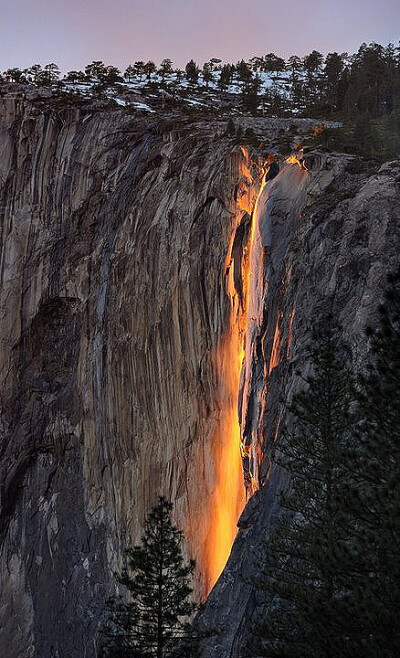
[57, 68, 314, 114]
[130, 101, 155, 112]
[185, 99, 207, 106]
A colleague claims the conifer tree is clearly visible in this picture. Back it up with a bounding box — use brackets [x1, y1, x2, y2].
[185, 60, 200, 85]
[323, 52, 344, 112]
[248, 319, 361, 658]
[202, 63, 213, 88]
[287, 55, 304, 84]
[64, 70, 86, 85]
[100, 497, 197, 658]
[236, 59, 253, 87]
[85, 60, 107, 82]
[144, 61, 157, 80]
[349, 268, 400, 656]
[218, 64, 233, 90]
[133, 61, 145, 79]
[4, 67, 27, 83]
[124, 65, 136, 83]
[262, 53, 286, 75]
[26, 64, 43, 85]
[241, 75, 262, 114]
[103, 66, 122, 86]
[40, 62, 60, 85]
[159, 59, 173, 79]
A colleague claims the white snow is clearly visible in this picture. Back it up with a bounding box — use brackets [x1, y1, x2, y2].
[130, 102, 155, 113]
[53, 65, 323, 115]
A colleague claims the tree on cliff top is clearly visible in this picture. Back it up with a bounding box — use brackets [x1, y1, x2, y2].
[185, 60, 200, 84]
[159, 59, 173, 79]
[248, 318, 362, 658]
[99, 497, 198, 658]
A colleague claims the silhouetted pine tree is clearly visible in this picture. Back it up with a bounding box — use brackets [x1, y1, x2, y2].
[323, 52, 344, 113]
[185, 60, 200, 84]
[349, 267, 400, 657]
[248, 319, 362, 658]
[159, 59, 173, 79]
[99, 497, 197, 658]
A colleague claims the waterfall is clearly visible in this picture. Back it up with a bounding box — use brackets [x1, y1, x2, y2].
[202, 158, 307, 594]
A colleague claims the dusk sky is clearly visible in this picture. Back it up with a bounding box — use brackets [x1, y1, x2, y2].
[1, 0, 399, 72]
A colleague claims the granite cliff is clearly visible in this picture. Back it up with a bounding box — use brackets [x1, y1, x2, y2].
[0, 89, 399, 657]
[198, 152, 400, 655]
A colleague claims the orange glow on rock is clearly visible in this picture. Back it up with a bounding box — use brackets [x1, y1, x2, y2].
[287, 309, 296, 359]
[203, 229, 247, 592]
[269, 313, 282, 374]
[204, 327, 245, 592]
[203, 160, 268, 593]
[286, 154, 308, 170]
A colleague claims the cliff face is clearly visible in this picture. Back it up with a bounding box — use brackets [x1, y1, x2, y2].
[0, 90, 399, 658]
[199, 154, 400, 656]
[0, 93, 259, 656]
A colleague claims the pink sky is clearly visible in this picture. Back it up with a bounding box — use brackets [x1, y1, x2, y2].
[1, 0, 399, 72]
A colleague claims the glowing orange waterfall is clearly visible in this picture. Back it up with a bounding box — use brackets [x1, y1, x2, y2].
[202, 157, 308, 594]
[203, 304, 245, 593]
[203, 163, 269, 593]
[240, 168, 270, 498]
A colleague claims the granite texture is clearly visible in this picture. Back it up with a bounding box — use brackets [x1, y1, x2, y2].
[1, 89, 399, 657]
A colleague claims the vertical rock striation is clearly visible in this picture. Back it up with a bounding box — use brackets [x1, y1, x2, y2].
[1, 89, 399, 657]
[0, 92, 259, 656]
[198, 155, 400, 656]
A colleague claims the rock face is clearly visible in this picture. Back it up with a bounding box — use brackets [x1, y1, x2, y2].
[0, 90, 399, 657]
[198, 154, 400, 655]
[0, 93, 258, 657]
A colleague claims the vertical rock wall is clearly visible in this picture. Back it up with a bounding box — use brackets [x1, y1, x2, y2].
[1, 90, 399, 658]
[198, 155, 400, 656]
[0, 93, 259, 657]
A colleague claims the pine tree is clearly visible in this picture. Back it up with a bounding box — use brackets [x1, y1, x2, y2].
[349, 268, 400, 657]
[26, 64, 43, 85]
[103, 66, 122, 86]
[85, 60, 107, 84]
[202, 63, 213, 89]
[248, 319, 361, 658]
[64, 70, 86, 85]
[303, 50, 324, 109]
[124, 65, 136, 83]
[323, 52, 344, 112]
[236, 59, 253, 87]
[159, 59, 173, 79]
[4, 67, 27, 83]
[185, 60, 200, 85]
[241, 75, 262, 114]
[218, 64, 233, 90]
[100, 497, 197, 658]
[287, 55, 303, 84]
[40, 63, 60, 86]
[144, 61, 157, 80]
[133, 61, 145, 80]
[262, 53, 286, 75]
